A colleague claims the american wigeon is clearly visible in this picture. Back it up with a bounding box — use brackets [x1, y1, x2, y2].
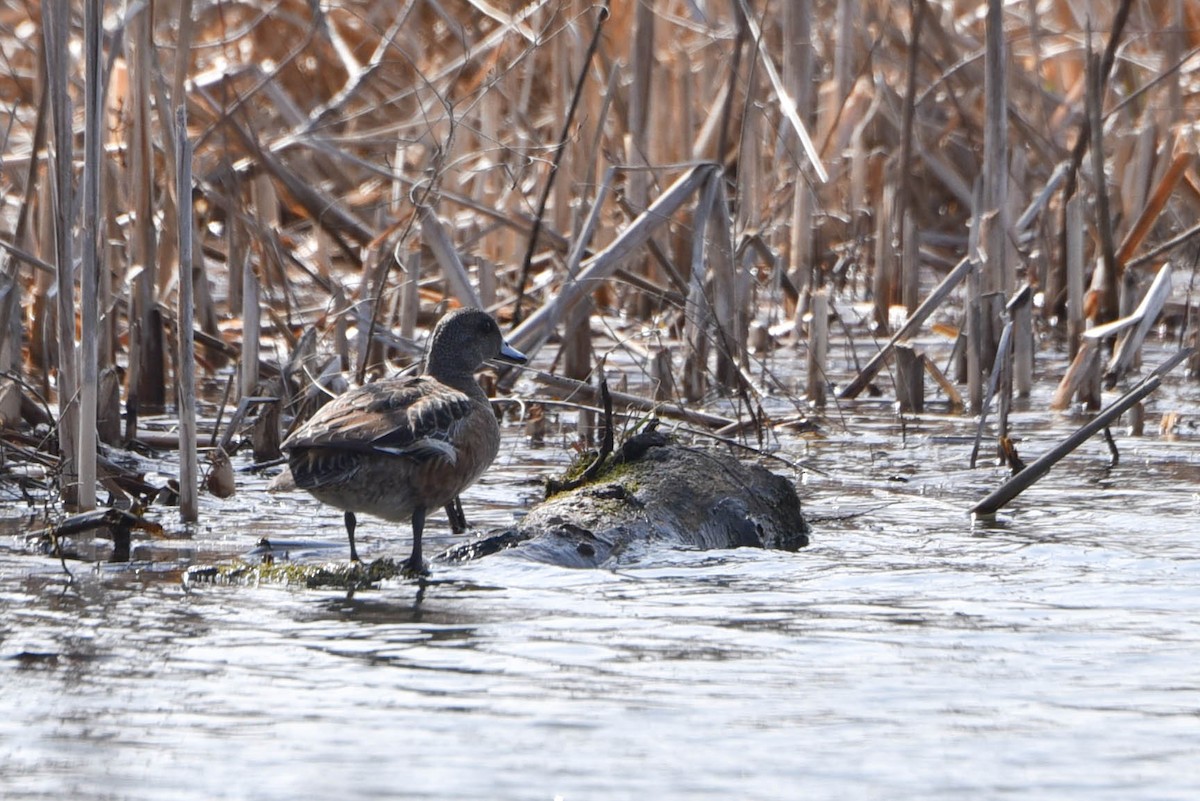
[282, 307, 527, 575]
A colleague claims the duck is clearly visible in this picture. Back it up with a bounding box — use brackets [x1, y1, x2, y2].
[281, 307, 527, 575]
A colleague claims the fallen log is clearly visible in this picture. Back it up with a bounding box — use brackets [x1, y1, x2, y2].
[439, 430, 811, 568]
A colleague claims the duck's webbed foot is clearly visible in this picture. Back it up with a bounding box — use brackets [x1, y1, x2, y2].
[400, 555, 431, 579]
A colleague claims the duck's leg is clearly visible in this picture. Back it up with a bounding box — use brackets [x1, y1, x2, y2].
[403, 505, 429, 577]
[444, 496, 467, 535]
[344, 511, 361, 562]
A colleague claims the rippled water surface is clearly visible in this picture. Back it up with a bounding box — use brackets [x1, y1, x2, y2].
[3, 399, 1200, 800]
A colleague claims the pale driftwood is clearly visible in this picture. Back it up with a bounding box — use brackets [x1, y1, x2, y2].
[973, 349, 1193, 517]
[839, 256, 973, 399]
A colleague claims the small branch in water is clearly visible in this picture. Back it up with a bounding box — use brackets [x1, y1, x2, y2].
[972, 348, 1192, 517]
[1102, 427, 1119, 468]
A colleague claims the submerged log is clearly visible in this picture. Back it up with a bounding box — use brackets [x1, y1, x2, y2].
[440, 431, 811, 568]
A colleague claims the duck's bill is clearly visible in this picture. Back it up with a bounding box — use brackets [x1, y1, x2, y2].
[497, 340, 528, 364]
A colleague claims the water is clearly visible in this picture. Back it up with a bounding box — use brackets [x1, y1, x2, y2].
[3, 402, 1200, 800]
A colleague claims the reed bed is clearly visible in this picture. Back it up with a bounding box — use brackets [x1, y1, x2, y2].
[0, 0, 1198, 521]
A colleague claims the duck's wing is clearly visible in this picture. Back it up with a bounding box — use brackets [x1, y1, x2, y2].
[284, 377, 474, 464]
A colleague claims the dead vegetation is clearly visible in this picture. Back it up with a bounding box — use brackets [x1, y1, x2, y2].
[1, 0, 1199, 525]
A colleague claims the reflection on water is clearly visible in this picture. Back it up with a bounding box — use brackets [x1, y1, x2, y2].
[3, 403, 1200, 801]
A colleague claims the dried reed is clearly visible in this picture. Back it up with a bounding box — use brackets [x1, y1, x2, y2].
[0, 1, 1197, 520]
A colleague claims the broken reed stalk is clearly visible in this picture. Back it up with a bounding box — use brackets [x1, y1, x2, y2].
[806, 290, 828, 407]
[127, 5, 164, 433]
[1065, 195, 1086, 358]
[972, 348, 1194, 517]
[512, 1, 610, 325]
[965, 187, 985, 412]
[735, 0, 827, 183]
[44, 0, 79, 507]
[1115, 152, 1193, 267]
[969, 318, 1013, 469]
[1054, 0, 1133, 324]
[532, 370, 736, 431]
[509, 164, 718, 359]
[1012, 283, 1033, 397]
[983, 0, 1010, 296]
[0, 85, 48, 377]
[1086, 45, 1118, 324]
[783, 0, 814, 299]
[839, 256, 973, 400]
[893, 0, 926, 318]
[1104, 262, 1174, 388]
[176, 107, 199, 523]
[240, 251, 261, 398]
[78, 0, 105, 512]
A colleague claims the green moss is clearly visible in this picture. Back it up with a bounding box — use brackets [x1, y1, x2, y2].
[183, 558, 405, 590]
[545, 422, 667, 498]
[561, 449, 602, 483]
[545, 452, 644, 499]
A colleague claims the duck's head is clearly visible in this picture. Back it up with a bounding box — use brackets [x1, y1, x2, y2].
[427, 307, 528, 377]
